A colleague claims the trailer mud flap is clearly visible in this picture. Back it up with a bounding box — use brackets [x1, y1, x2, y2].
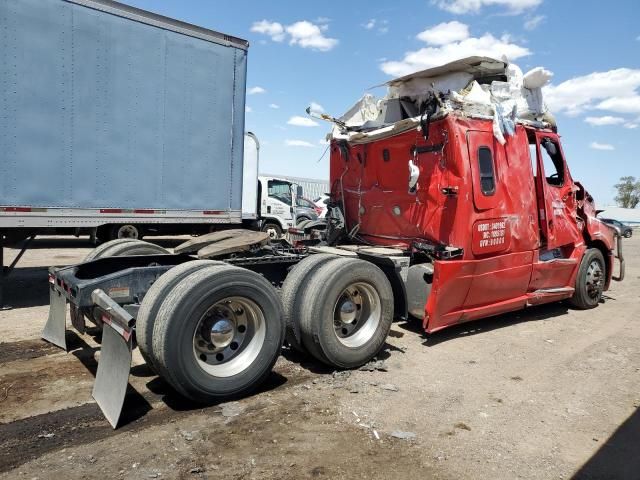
[90, 289, 135, 429]
[42, 286, 68, 350]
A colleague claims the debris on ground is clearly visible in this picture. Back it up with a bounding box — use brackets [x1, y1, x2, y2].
[358, 359, 388, 372]
[380, 383, 399, 392]
[221, 402, 245, 418]
[391, 431, 417, 440]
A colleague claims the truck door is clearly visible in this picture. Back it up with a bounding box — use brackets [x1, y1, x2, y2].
[532, 133, 581, 249]
[262, 178, 295, 228]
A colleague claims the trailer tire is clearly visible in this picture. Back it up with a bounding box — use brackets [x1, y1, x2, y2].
[299, 258, 393, 368]
[152, 265, 285, 402]
[98, 240, 169, 258]
[261, 221, 282, 239]
[110, 224, 143, 240]
[84, 238, 139, 261]
[296, 219, 310, 229]
[136, 260, 222, 373]
[570, 248, 606, 310]
[281, 254, 342, 353]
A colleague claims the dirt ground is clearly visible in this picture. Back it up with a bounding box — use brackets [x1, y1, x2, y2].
[0, 236, 638, 480]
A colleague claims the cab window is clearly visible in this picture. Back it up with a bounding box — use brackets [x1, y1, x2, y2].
[540, 138, 565, 187]
[267, 180, 292, 205]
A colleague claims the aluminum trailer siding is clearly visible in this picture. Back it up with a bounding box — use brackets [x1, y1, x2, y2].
[0, 0, 249, 229]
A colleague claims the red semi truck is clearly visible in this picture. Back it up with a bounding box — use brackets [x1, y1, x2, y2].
[40, 50, 624, 426]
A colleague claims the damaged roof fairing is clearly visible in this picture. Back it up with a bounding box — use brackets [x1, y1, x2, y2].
[329, 56, 554, 145]
[385, 56, 508, 87]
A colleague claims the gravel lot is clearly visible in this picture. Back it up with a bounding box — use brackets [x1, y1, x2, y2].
[0, 235, 638, 479]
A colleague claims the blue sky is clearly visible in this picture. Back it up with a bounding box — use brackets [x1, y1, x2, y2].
[125, 0, 639, 206]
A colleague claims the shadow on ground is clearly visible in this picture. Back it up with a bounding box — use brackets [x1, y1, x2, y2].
[572, 407, 640, 479]
[396, 302, 571, 347]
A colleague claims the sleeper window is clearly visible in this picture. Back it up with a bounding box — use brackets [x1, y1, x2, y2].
[478, 146, 496, 196]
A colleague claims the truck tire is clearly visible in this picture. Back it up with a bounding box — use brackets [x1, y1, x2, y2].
[281, 254, 342, 353]
[299, 258, 394, 368]
[152, 265, 285, 402]
[98, 240, 169, 258]
[84, 238, 139, 262]
[261, 221, 282, 239]
[136, 260, 222, 373]
[570, 248, 605, 309]
[110, 224, 143, 240]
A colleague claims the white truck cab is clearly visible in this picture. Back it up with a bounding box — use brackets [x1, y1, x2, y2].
[241, 133, 299, 238]
[258, 176, 299, 238]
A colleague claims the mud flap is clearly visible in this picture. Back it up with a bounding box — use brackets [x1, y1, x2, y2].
[42, 286, 68, 350]
[93, 320, 133, 428]
[90, 289, 135, 429]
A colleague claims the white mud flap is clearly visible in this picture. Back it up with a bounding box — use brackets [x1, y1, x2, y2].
[90, 289, 134, 429]
[42, 282, 68, 350]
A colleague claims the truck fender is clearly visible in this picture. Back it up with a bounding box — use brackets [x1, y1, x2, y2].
[352, 251, 411, 322]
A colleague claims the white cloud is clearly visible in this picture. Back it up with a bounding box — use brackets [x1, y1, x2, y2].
[416, 21, 469, 45]
[544, 68, 640, 116]
[584, 116, 625, 126]
[524, 14, 545, 31]
[285, 139, 316, 147]
[381, 23, 530, 77]
[245, 106, 252, 113]
[363, 19, 389, 34]
[248, 86, 266, 95]
[316, 17, 331, 24]
[250, 20, 285, 42]
[319, 138, 329, 145]
[287, 116, 319, 127]
[433, 0, 543, 14]
[589, 142, 615, 151]
[624, 123, 638, 129]
[269, 103, 280, 109]
[286, 21, 338, 51]
[596, 96, 640, 114]
[309, 101, 325, 113]
[252, 19, 338, 51]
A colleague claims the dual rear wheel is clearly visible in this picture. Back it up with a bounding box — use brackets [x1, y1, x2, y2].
[282, 255, 394, 368]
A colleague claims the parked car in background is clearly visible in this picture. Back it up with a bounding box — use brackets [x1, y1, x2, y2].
[600, 218, 633, 238]
[314, 194, 329, 218]
[295, 197, 320, 225]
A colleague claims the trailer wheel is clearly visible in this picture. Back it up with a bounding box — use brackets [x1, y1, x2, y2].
[152, 265, 285, 402]
[84, 238, 139, 262]
[570, 248, 605, 309]
[111, 224, 143, 240]
[98, 240, 169, 258]
[296, 219, 310, 229]
[261, 221, 282, 239]
[299, 258, 393, 368]
[136, 260, 222, 372]
[281, 254, 342, 352]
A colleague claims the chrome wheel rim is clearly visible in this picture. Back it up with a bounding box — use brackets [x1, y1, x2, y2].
[585, 259, 604, 300]
[264, 226, 279, 239]
[193, 296, 265, 377]
[117, 225, 139, 239]
[333, 282, 381, 348]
